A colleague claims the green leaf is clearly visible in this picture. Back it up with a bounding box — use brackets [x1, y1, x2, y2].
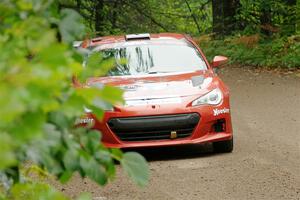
[86, 52, 104, 70]
[59, 9, 85, 44]
[10, 182, 68, 200]
[94, 150, 115, 178]
[88, 162, 107, 186]
[88, 130, 101, 142]
[80, 156, 107, 185]
[105, 160, 116, 179]
[35, 43, 68, 68]
[86, 130, 101, 152]
[110, 148, 123, 161]
[121, 152, 149, 187]
[0, 133, 16, 169]
[100, 86, 124, 105]
[63, 149, 79, 171]
[89, 105, 104, 119]
[9, 111, 45, 141]
[94, 150, 112, 164]
[59, 170, 73, 184]
[48, 111, 70, 131]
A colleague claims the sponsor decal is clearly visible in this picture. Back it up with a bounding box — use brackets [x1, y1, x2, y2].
[213, 108, 230, 116]
[75, 118, 94, 124]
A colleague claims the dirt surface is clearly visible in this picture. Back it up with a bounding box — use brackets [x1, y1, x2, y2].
[55, 65, 300, 200]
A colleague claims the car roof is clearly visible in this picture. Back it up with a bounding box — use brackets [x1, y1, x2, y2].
[83, 33, 191, 48]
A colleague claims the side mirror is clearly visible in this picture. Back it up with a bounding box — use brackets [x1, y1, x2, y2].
[212, 56, 228, 68]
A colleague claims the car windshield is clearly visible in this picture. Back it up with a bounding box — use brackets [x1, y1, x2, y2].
[94, 41, 207, 76]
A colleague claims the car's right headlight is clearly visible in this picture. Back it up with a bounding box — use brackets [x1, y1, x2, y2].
[192, 88, 223, 106]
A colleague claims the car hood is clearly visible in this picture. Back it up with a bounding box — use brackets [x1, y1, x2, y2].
[87, 71, 215, 100]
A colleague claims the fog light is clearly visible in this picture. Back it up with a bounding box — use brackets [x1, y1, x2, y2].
[213, 119, 226, 133]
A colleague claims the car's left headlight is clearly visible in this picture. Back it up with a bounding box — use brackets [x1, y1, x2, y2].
[192, 88, 223, 106]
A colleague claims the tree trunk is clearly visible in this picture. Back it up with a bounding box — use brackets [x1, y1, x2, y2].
[212, 0, 240, 38]
[260, 1, 272, 37]
[223, 0, 240, 33]
[111, 1, 119, 33]
[76, 0, 81, 10]
[95, 0, 105, 35]
[212, 0, 224, 37]
[297, 0, 300, 33]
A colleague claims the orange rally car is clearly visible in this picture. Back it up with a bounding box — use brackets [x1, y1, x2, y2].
[75, 33, 233, 153]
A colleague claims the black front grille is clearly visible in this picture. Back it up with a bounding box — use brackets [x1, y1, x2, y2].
[107, 113, 200, 142]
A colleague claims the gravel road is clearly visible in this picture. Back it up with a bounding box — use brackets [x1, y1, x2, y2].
[55, 65, 300, 200]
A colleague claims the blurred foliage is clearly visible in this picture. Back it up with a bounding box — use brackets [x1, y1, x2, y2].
[205, 0, 299, 68]
[236, 0, 298, 36]
[208, 0, 299, 68]
[0, 0, 149, 199]
[60, 0, 298, 37]
[59, 0, 212, 36]
[9, 182, 68, 200]
[198, 34, 300, 68]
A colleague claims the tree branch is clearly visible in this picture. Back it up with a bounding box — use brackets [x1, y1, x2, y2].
[123, 0, 169, 32]
[184, 0, 201, 34]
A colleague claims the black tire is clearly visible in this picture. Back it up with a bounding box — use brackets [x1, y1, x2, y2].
[213, 137, 233, 153]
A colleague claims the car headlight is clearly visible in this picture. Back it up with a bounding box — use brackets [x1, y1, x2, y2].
[192, 88, 223, 106]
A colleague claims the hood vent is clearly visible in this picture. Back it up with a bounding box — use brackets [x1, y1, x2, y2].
[125, 33, 150, 41]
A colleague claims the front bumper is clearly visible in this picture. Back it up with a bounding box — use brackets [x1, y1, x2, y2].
[108, 113, 200, 141]
[85, 95, 233, 148]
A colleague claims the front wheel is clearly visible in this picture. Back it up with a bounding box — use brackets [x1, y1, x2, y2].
[213, 137, 233, 153]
